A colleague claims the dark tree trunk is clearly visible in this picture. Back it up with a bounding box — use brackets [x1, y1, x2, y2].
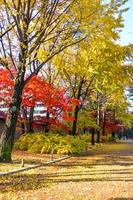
[112, 131, 115, 138]
[0, 77, 24, 162]
[71, 80, 83, 136]
[22, 107, 28, 133]
[22, 107, 34, 134]
[28, 107, 34, 133]
[91, 128, 95, 145]
[102, 110, 106, 136]
[83, 126, 86, 134]
[0, 7, 29, 162]
[96, 92, 100, 143]
[44, 111, 50, 133]
[96, 130, 100, 143]
[72, 105, 79, 135]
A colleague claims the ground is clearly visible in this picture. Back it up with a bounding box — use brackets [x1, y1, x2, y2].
[1, 141, 133, 199]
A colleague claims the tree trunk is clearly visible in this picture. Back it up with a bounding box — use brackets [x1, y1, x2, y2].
[102, 110, 106, 136]
[28, 107, 34, 133]
[44, 111, 50, 133]
[83, 126, 86, 134]
[91, 128, 95, 145]
[71, 80, 83, 136]
[72, 105, 79, 135]
[96, 130, 100, 143]
[22, 107, 28, 133]
[22, 107, 34, 133]
[0, 77, 24, 162]
[0, 8, 29, 162]
[112, 131, 115, 138]
[96, 92, 100, 143]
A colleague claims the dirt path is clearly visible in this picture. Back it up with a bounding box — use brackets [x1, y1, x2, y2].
[1, 142, 133, 200]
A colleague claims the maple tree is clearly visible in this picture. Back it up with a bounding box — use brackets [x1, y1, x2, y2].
[0, 0, 88, 162]
[0, 69, 78, 133]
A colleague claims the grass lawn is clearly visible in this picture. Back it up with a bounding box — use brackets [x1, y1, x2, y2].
[1, 143, 133, 200]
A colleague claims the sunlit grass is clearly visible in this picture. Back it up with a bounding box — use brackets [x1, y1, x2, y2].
[1, 143, 133, 199]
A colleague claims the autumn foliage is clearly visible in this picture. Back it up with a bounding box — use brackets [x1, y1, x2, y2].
[0, 69, 80, 130]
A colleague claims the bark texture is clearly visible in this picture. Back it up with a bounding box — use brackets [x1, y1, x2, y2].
[0, 73, 24, 162]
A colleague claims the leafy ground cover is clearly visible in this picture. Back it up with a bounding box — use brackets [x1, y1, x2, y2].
[1, 142, 133, 199]
[0, 149, 70, 173]
[14, 133, 112, 155]
[14, 133, 94, 154]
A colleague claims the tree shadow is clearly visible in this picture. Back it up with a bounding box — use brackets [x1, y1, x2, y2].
[53, 153, 133, 168]
[1, 166, 133, 193]
[1, 143, 133, 193]
[110, 199, 133, 200]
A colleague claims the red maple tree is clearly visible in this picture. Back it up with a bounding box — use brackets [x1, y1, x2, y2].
[0, 69, 79, 132]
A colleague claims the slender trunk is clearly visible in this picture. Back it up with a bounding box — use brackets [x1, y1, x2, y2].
[102, 110, 106, 136]
[91, 128, 95, 145]
[83, 126, 86, 134]
[96, 130, 100, 143]
[22, 107, 28, 133]
[112, 110, 116, 137]
[44, 111, 50, 133]
[0, 77, 24, 162]
[22, 107, 34, 133]
[112, 131, 115, 138]
[96, 92, 100, 143]
[22, 123, 25, 134]
[71, 80, 83, 136]
[72, 105, 79, 135]
[28, 107, 34, 133]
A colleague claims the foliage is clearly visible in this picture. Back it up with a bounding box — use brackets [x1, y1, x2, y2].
[0, 70, 79, 130]
[107, 134, 116, 142]
[52, 3, 132, 134]
[101, 134, 118, 142]
[14, 133, 93, 155]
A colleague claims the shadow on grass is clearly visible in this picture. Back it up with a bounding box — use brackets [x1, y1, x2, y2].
[1, 143, 133, 193]
[110, 199, 133, 200]
[53, 153, 133, 168]
[1, 166, 133, 193]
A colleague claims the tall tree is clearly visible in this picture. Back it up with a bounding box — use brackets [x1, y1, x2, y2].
[0, 0, 88, 162]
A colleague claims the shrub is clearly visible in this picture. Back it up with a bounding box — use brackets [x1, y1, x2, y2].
[68, 137, 86, 154]
[14, 134, 33, 150]
[101, 135, 107, 142]
[14, 133, 91, 155]
[107, 134, 118, 142]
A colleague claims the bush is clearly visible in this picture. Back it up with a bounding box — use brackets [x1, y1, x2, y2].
[14, 134, 32, 151]
[107, 134, 118, 142]
[14, 133, 91, 155]
[69, 137, 86, 154]
[101, 135, 107, 142]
